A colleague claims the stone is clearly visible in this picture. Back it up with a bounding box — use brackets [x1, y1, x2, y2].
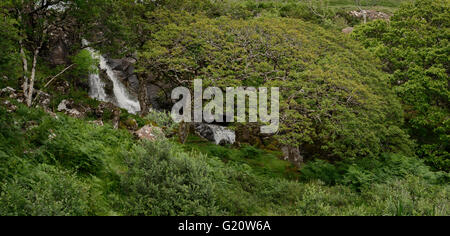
[89, 120, 104, 126]
[194, 123, 236, 145]
[49, 40, 68, 65]
[1, 100, 17, 113]
[57, 99, 84, 118]
[342, 27, 354, 34]
[127, 75, 139, 93]
[126, 64, 135, 75]
[48, 129, 57, 140]
[349, 10, 390, 21]
[281, 145, 303, 168]
[107, 59, 124, 71]
[0, 87, 17, 99]
[135, 125, 164, 141]
[34, 90, 51, 111]
[94, 102, 117, 118]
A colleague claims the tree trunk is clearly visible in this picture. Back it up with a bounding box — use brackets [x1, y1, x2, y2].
[20, 41, 28, 95]
[26, 49, 39, 107]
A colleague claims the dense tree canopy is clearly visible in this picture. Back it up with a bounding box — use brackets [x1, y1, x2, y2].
[354, 0, 449, 171]
[138, 13, 413, 161]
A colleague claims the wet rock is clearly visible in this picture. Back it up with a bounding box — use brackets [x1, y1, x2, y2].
[126, 64, 135, 75]
[107, 59, 124, 71]
[135, 125, 164, 141]
[194, 123, 236, 145]
[281, 145, 303, 168]
[127, 75, 139, 93]
[108, 57, 135, 72]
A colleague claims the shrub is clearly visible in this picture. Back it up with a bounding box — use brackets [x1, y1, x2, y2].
[0, 164, 93, 216]
[145, 109, 179, 134]
[240, 144, 263, 159]
[353, 0, 450, 171]
[118, 141, 222, 216]
[300, 159, 340, 185]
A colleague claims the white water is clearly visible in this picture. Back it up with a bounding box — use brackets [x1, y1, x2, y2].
[82, 40, 141, 114]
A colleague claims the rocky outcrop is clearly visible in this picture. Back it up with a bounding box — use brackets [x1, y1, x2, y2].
[281, 145, 303, 168]
[194, 123, 236, 145]
[0, 87, 18, 99]
[135, 125, 164, 141]
[0, 87, 51, 113]
[349, 10, 390, 21]
[57, 99, 83, 118]
[105, 56, 140, 95]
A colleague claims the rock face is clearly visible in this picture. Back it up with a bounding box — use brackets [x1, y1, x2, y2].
[0, 87, 51, 112]
[106, 57, 140, 95]
[349, 10, 390, 21]
[194, 123, 236, 145]
[57, 99, 89, 118]
[135, 125, 164, 141]
[0, 87, 17, 99]
[281, 145, 303, 168]
[34, 90, 51, 112]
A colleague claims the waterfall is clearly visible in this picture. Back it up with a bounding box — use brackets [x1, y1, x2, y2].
[88, 73, 108, 102]
[82, 40, 141, 114]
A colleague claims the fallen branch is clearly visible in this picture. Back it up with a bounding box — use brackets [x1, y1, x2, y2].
[44, 64, 74, 88]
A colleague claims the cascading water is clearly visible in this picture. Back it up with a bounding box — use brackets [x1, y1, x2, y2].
[82, 40, 141, 114]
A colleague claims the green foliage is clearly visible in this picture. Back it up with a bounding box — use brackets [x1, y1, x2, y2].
[240, 144, 263, 159]
[71, 49, 98, 80]
[118, 141, 221, 216]
[145, 109, 179, 134]
[139, 14, 412, 161]
[0, 1, 20, 82]
[0, 164, 93, 216]
[300, 160, 340, 185]
[301, 153, 449, 191]
[0, 103, 448, 216]
[353, 0, 450, 171]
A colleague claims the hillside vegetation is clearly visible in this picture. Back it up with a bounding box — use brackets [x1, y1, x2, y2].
[0, 0, 448, 216]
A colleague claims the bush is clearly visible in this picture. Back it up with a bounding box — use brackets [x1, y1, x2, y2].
[0, 164, 94, 216]
[300, 159, 340, 185]
[40, 117, 133, 175]
[240, 144, 263, 159]
[353, 0, 450, 171]
[118, 141, 222, 216]
[145, 109, 179, 134]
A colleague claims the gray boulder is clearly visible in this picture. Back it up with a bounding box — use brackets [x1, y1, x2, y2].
[127, 75, 140, 93]
[281, 145, 304, 168]
[194, 123, 236, 145]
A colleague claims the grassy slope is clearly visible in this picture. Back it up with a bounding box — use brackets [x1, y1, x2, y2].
[0, 98, 448, 216]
